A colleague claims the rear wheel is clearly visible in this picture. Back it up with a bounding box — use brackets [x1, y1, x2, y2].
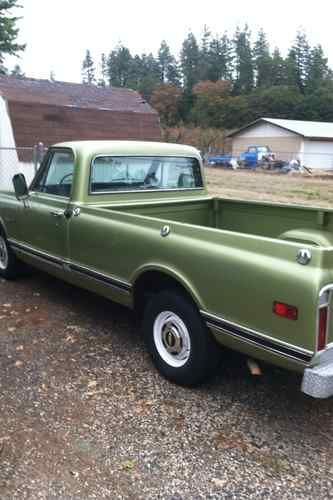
[0, 233, 21, 279]
[143, 290, 220, 386]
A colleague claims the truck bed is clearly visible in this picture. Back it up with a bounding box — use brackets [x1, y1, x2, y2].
[103, 196, 333, 247]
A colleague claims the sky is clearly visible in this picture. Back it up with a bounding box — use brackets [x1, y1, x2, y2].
[6, 0, 333, 83]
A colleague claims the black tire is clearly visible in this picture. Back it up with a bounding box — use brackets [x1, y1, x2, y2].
[143, 290, 221, 386]
[0, 231, 21, 279]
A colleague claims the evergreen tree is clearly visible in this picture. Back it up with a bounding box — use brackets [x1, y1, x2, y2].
[253, 29, 272, 87]
[127, 54, 143, 89]
[204, 32, 234, 82]
[180, 32, 200, 93]
[288, 31, 311, 91]
[233, 25, 254, 94]
[271, 48, 286, 86]
[107, 45, 132, 87]
[198, 25, 212, 81]
[11, 63, 24, 77]
[0, 0, 25, 66]
[137, 53, 161, 99]
[158, 40, 172, 83]
[165, 59, 181, 87]
[84, 25, 333, 128]
[306, 45, 330, 92]
[220, 33, 234, 80]
[81, 49, 96, 85]
[284, 49, 299, 88]
[98, 52, 108, 87]
[158, 41, 181, 86]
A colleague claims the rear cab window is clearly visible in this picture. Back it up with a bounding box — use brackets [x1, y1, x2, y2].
[89, 156, 203, 194]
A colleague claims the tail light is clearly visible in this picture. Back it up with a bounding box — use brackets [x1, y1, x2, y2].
[317, 290, 330, 352]
[318, 307, 328, 351]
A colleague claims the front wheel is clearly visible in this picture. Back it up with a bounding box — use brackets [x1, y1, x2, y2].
[143, 290, 220, 386]
[0, 233, 22, 279]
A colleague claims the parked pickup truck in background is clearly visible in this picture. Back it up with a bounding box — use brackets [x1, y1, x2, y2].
[208, 145, 275, 169]
[1, 141, 333, 398]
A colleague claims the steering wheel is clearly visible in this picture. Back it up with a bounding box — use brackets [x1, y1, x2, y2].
[59, 173, 73, 185]
[143, 172, 158, 187]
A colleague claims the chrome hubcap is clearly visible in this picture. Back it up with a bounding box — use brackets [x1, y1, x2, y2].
[0, 236, 8, 270]
[153, 311, 191, 368]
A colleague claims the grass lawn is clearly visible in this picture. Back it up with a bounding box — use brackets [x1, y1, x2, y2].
[205, 167, 333, 208]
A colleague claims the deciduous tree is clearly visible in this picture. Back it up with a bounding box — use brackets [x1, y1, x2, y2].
[151, 83, 182, 125]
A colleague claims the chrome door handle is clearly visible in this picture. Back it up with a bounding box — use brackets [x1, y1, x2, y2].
[50, 210, 63, 218]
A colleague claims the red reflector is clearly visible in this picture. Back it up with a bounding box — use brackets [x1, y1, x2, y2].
[318, 307, 328, 351]
[273, 302, 298, 320]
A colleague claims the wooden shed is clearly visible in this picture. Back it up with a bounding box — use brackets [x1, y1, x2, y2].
[0, 75, 161, 148]
[0, 75, 161, 189]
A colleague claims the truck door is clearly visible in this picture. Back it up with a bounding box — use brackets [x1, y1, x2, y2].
[17, 148, 74, 268]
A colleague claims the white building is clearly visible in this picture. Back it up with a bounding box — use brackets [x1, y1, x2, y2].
[229, 118, 333, 170]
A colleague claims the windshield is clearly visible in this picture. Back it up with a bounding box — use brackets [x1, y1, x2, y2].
[257, 146, 270, 153]
[90, 156, 203, 193]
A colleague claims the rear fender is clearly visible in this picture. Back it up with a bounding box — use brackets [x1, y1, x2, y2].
[131, 263, 204, 310]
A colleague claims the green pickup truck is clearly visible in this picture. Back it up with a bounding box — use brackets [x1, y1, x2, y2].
[1, 141, 333, 398]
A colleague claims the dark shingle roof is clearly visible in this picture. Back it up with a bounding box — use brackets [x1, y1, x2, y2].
[0, 75, 157, 114]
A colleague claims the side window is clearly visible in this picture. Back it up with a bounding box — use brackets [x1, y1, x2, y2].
[33, 150, 74, 197]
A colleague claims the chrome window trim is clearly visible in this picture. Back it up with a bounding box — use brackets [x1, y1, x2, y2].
[30, 147, 76, 198]
[87, 187, 204, 196]
[88, 154, 204, 196]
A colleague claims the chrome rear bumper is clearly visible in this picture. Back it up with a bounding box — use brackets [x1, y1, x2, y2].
[302, 344, 333, 398]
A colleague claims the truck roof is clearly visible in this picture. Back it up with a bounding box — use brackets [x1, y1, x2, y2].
[53, 140, 201, 159]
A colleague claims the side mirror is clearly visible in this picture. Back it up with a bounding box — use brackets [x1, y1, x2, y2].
[13, 173, 29, 200]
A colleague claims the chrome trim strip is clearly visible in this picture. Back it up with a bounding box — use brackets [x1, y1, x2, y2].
[8, 238, 132, 293]
[88, 187, 204, 196]
[201, 310, 313, 363]
[316, 284, 333, 353]
[9, 239, 63, 267]
[68, 262, 131, 292]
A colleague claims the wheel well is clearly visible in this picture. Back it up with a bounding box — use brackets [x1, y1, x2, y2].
[133, 271, 197, 317]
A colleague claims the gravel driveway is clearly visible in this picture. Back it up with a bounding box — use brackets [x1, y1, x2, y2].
[0, 272, 333, 499]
